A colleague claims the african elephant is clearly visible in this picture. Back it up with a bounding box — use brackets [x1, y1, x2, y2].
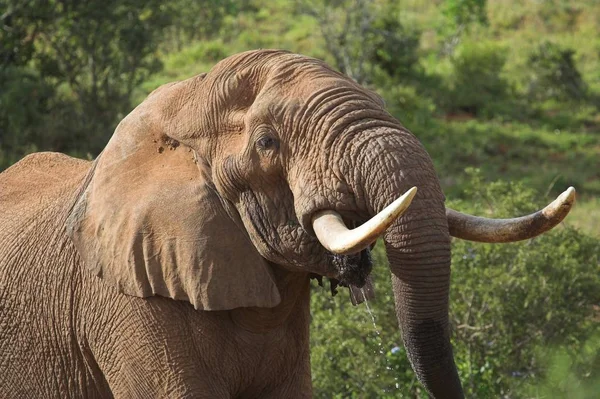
[0, 50, 575, 398]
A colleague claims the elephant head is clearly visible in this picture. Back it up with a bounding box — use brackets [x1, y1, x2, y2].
[66, 50, 575, 398]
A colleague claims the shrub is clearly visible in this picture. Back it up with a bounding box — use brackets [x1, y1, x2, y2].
[520, 333, 600, 398]
[310, 172, 600, 398]
[447, 41, 513, 118]
[448, 170, 600, 396]
[0, 67, 53, 170]
[381, 85, 438, 129]
[370, 13, 421, 83]
[527, 41, 587, 102]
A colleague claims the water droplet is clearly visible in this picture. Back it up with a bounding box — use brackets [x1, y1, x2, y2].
[360, 288, 402, 393]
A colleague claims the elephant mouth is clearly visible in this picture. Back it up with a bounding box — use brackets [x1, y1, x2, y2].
[307, 187, 416, 292]
[328, 243, 373, 288]
[311, 213, 377, 288]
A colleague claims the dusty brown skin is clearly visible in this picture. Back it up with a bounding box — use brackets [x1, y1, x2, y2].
[0, 50, 574, 398]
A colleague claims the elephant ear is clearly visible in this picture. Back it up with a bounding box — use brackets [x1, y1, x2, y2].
[66, 80, 281, 310]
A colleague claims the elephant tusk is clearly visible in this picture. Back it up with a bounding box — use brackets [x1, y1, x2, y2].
[447, 186, 576, 243]
[312, 187, 418, 255]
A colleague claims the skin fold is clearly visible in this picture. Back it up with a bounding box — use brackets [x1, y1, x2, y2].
[0, 50, 571, 398]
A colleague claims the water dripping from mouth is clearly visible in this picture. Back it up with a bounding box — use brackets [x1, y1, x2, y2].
[360, 288, 401, 392]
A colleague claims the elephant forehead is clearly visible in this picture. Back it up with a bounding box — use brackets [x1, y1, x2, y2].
[246, 91, 302, 122]
[264, 71, 346, 98]
[256, 77, 363, 121]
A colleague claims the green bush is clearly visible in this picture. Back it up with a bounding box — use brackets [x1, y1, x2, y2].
[0, 67, 54, 169]
[527, 41, 587, 102]
[166, 41, 228, 69]
[370, 12, 421, 83]
[447, 41, 514, 118]
[448, 170, 600, 396]
[381, 85, 439, 129]
[310, 245, 420, 398]
[521, 334, 600, 399]
[310, 172, 600, 398]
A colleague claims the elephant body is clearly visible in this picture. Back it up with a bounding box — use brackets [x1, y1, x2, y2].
[0, 153, 312, 398]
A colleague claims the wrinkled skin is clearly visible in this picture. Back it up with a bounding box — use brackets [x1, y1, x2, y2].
[0, 50, 469, 397]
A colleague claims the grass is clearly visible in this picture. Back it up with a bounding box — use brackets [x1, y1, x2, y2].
[398, 117, 600, 200]
[569, 197, 600, 238]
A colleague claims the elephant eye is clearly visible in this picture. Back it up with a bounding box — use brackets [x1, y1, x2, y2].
[256, 135, 279, 151]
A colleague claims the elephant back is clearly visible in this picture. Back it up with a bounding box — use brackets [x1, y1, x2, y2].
[0, 152, 91, 258]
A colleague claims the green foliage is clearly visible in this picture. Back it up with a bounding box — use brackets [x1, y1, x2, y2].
[297, 0, 421, 85]
[0, 67, 52, 169]
[521, 334, 600, 399]
[527, 41, 587, 102]
[570, 197, 600, 239]
[422, 95, 587, 200]
[448, 170, 600, 396]
[297, 0, 376, 84]
[443, 0, 488, 29]
[380, 85, 439, 129]
[446, 40, 513, 117]
[311, 172, 600, 397]
[0, 0, 171, 167]
[438, 0, 488, 55]
[369, 8, 422, 83]
[409, 116, 600, 201]
[162, 0, 245, 50]
[536, 0, 587, 32]
[310, 245, 425, 398]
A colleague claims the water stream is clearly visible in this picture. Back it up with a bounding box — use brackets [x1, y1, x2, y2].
[360, 288, 401, 392]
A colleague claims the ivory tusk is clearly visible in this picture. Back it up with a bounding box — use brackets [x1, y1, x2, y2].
[447, 186, 576, 243]
[312, 187, 417, 255]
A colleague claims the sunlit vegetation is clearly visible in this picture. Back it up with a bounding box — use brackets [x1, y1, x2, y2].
[1, 0, 598, 396]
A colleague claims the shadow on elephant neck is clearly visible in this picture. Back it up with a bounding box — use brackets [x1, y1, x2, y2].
[229, 268, 310, 333]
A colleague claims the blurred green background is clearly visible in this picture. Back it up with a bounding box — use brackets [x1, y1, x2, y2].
[1, 0, 598, 397]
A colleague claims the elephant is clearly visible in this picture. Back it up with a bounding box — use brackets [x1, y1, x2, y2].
[0, 49, 575, 398]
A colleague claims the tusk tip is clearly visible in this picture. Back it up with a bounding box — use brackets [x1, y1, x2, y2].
[558, 186, 576, 206]
[545, 186, 576, 217]
[394, 186, 418, 205]
[387, 186, 418, 217]
[406, 186, 418, 199]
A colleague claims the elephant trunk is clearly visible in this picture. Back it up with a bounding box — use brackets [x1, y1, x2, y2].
[383, 208, 463, 398]
[356, 130, 464, 398]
